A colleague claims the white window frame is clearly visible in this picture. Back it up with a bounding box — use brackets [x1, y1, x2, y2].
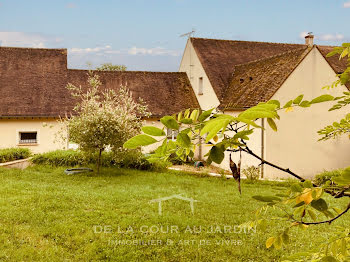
[198, 77, 204, 95]
[17, 129, 39, 145]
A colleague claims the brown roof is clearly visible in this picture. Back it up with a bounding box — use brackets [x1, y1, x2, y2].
[317, 46, 349, 74]
[190, 38, 306, 98]
[68, 70, 199, 117]
[0, 46, 199, 118]
[191, 38, 349, 109]
[220, 47, 311, 109]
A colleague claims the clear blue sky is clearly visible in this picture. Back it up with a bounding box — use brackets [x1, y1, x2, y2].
[0, 0, 349, 71]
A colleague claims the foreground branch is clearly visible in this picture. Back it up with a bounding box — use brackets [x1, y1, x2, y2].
[293, 202, 350, 225]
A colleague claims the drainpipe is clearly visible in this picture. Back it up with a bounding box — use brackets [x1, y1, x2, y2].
[261, 118, 265, 178]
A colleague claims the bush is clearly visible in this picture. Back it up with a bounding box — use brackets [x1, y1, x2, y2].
[314, 168, 344, 185]
[31, 149, 170, 171]
[31, 150, 90, 167]
[242, 165, 260, 181]
[0, 148, 31, 163]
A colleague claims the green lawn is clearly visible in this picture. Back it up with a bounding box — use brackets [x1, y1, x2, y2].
[0, 166, 348, 261]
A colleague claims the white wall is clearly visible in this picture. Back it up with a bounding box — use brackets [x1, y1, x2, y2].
[265, 47, 350, 179]
[179, 40, 220, 110]
[0, 118, 67, 154]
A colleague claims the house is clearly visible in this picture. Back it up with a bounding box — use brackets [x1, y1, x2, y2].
[179, 35, 350, 179]
[0, 46, 199, 153]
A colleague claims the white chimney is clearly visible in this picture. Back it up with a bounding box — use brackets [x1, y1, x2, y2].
[305, 33, 314, 46]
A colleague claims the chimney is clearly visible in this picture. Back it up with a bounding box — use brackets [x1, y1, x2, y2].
[305, 33, 314, 46]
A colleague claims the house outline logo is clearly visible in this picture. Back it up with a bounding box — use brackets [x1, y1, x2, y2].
[149, 194, 198, 215]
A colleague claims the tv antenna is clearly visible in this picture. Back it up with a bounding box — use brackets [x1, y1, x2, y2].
[180, 29, 196, 38]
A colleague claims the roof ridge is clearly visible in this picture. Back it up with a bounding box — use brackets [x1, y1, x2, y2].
[0, 46, 67, 51]
[190, 37, 306, 46]
[68, 69, 185, 74]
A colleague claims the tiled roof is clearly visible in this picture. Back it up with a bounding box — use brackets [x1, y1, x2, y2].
[68, 70, 199, 118]
[0, 46, 199, 118]
[219, 47, 311, 109]
[190, 38, 306, 98]
[317, 45, 348, 74]
[191, 38, 349, 109]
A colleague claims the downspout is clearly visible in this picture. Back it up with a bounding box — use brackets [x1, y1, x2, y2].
[261, 118, 265, 178]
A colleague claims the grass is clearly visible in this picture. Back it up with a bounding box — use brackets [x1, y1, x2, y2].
[0, 166, 348, 261]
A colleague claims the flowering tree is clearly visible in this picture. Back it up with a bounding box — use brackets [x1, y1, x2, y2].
[63, 73, 149, 174]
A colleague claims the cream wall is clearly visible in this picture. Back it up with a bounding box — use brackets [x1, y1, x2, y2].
[265, 47, 350, 179]
[0, 118, 67, 154]
[179, 40, 220, 110]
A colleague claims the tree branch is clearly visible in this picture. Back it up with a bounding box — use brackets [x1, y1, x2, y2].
[292, 202, 350, 225]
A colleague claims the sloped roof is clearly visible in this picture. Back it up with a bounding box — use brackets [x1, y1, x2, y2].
[190, 38, 306, 98]
[0, 46, 199, 118]
[317, 46, 349, 74]
[191, 38, 349, 109]
[219, 47, 311, 109]
[68, 70, 199, 117]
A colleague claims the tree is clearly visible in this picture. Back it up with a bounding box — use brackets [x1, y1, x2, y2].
[63, 72, 149, 174]
[123, 44, 350, 261]
[96, 63, 127, 71]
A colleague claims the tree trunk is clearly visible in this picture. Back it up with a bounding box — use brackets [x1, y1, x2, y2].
[97, 148, 102, 175]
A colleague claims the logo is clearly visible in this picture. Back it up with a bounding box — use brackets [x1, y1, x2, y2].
[149, 194, 198, 215]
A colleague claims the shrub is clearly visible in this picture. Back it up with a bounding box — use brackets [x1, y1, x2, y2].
[242, 165, 260, 181]
[0, 148, 31, 163]
[314, 168, 344, 186]
[31, 149, 169, 171]
[31, 150, 89, 167]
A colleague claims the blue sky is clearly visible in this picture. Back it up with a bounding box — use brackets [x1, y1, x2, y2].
[0, 0, 349, 71]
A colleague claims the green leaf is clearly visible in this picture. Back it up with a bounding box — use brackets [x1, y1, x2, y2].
[160, 116, 179, 130]
[190, 109, 199, 122]
[291, 183, 303, 192]
[267, 118, 277, 132]
[141, 126, 165, 136]
[209, 146, 225, 164]
[252, 195, 281, 203]
[310, 94, 334, 104]
[274, 235, 282, 249]
[266, 237, 275, 248]
[198, 108, 214, 122]
[180, 118, 193, 124]
[200, 115, 236, 142]
[123, 134, 158, 149]
[176, 133, 191, 148]
[283, 100, 293, 108]
[320, 256, 339, 262]
[307, 209, 317, 221]
[293, 94, 304, 105]
[302, 180, 313, 188]
[299, 100, 311, 107]
[267, 100, 280, 109]
[311, 198, 328, 212]
[282, 231, 289, 244]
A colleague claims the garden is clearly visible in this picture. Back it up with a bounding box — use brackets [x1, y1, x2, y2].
[0, 44, 349, 261]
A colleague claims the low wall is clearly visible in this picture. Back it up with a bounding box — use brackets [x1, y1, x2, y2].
[0, 158, 32, 169]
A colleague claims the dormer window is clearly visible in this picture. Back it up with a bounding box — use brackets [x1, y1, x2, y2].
[198, 77, 203, 95]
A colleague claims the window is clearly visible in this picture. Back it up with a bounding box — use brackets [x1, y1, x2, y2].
[198, 77, 203, 95]
[19, 132, 37, 144]
[167, 128, 178, 141]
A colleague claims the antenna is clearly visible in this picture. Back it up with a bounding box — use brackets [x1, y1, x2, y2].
[180, 28, 196, 38]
